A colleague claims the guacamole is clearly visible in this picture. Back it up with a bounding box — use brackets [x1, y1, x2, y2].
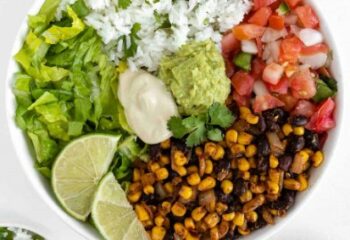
[159, 40, 231, 116]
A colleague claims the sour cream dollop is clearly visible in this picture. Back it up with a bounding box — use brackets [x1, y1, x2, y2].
[118, 69, 178, 144]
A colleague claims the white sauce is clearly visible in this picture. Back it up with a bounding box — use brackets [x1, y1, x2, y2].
[118, 69, 178, 144]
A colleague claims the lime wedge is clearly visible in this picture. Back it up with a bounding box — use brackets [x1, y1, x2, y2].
[52, 134, 121, 221]
[92, 173, 149, 240]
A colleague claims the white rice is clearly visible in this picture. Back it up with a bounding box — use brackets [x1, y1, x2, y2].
[57, 0, 252, 71]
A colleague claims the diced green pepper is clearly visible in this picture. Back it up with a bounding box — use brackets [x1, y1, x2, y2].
[321, 75, 338, 92]
[313, 79, 335, 103]
[277, 2, 290, 15]
[234, 52, 252, 71]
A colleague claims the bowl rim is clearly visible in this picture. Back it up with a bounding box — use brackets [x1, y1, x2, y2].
[4, 0, 345, 239]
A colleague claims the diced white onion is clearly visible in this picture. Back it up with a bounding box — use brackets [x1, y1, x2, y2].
[290, 25, 301, 36]
[254, 81, 269, 96]
[241, 40, 258, 54]
[298, 28, 323, 46]
[285, 14, 298, 25]
[299, 53, 328, 69]
[262, 28, 288, 43]
[263, 41, 281, 63]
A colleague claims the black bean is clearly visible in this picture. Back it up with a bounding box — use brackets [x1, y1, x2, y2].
[290, 115, 308, 126]
[304, 130, 320, 151]
[164, 229, 174, 240]
[248, 114, 267, 135]
[269, 190, 296, 210]
[256, 135, 270, 157]
[168, 168, 179, 179]
[214, 160, 231, 181]
[227, 101, 240, 118]
[257, 156, 269, 173]
[279, 155, 293, 171]
[287, 135, 305, 153]
[141, 193, 157, 205]
[227, 198, 243, 212]
[149, 144, 161, 161]
[248, 217, 267, 231]
[233, 178, 248, 196]
[216, 190, 234, 204]
[263, 108, 288, 125]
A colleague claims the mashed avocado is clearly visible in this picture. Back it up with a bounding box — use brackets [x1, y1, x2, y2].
[159, 40, 231, 116]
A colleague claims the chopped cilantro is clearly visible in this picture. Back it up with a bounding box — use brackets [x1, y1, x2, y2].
[209, 102, 236, 128]
[118, 0, 131, 9]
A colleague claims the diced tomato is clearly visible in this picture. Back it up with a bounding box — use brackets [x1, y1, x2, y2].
[253, 94, 285, 113]
[306, 98, 336, 132]
[279, 36, 304, 64]
[222, 32, 241, 54]
[253, 0, 278, 10]
[269, 15, 285, 30]
[233, 24, 266, 40]
[277, 94, 298, 111]
[248, 7, 273, 26]
[262, 62, 284, 85]
[295, 5, 320, 29]
[224, 56, 235, 78]
[292, 100, 316, 117]
[285, 0, 302, 9]
[231, 71, 255, 96]
[251, 58, 266, 79]
[301, 43, 329, 55]
[233, 91, 251, 107]
[255, 37, 264, 57]
[266, 77, 289, 94]
[289, 68, 316, 99]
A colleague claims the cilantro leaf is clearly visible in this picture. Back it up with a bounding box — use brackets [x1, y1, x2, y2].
[208, 103, 235, 128]
[154, 11, 171, 29]
[167, 116, 189, 138]
[186, 121, 206, 147]
[118, 0, 131, 9]
[207, 128, 223, 142]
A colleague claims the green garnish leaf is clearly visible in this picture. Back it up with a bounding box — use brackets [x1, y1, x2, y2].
[123, 23, 141, 58]
[118, 0, 132, 9]
[208, 103, 235, 128]
[233, 52, 252, 71]
[207, 128, 224, 142]
[167, 116, 190, 138]
[185, 121, 206, 147]
[154, 11, 171, 29]
[71, 0, 90, 17]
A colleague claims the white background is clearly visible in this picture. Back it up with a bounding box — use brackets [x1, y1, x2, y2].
[1, 0, 350, 239]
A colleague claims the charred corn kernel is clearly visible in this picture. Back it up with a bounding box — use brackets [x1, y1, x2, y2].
[250, 183, 265, 194]
[179, 185, 193, 200]
[248, 158, 257, 168]
[262, 209, 275, 224]
[191, 207, 207, 222]
[160, 155, 170, 165]
[297, 174, 308, 191]
[135, 205, 150, 221]
[143, 220, 153, 228]
[212, 145, 225, 160]
[151, 226, 166, 240]
[129, 182, 142, 193]
[185, 234, 200, 240]
[226, 129, 238, 144]
[230, 144, 245, 155]
[133, 169, 141, 182]
[161, 201, 172, 214]
[174, 165, 187, 177]
[238, 132, 253, 145]
[233, 212, 245, 227]
[245, 211, 258, 223]
[210, 227, 219, 240]
[312, 151, 324, 168]
[242, 195, 266, 213]
[284, 179, 301, 191]
[184, 218, 196, 230]
[245, 145, 257, 158]
[127, 191, 142, 203]
[171, 202, 186, 217]
[187, 165, 198, 174]
[221, 180, 234, 194]
[155, 215, 165, 227]
[269, 155, 279, 169]
[293, 126, 305, 136]
[144, 185, 155, 195]
[240, 107, 251, 119]
[216, 202, 228, 215]
[141, 173, 156, 186]
[150, 162, 161, 173]
[238, 227, 250, 236]
[187, 173, 201, 186]
[241, 171, 251, 181]
[204, 159, 214, 174]
[174, 223, 188, 239]
[160, 139, 171, 149]
[267, 181, 279, 195]
[282, 123, 293, 136]
[204, 213, 220, 228]
[223, 212, 236, 221]
[174, 150, 188, 166]
[155, 168, 169, 181]
[246, 114, 259, 125]
[240, 190, 253, 203]
[291, 151, 310, 174]
[204, 142, 217, 156]
[304, 148, 314, 156]
[198, 176, 216, 191]
[164, 182, 174, 194]
[195, 147, 203, 156]
[238, 158, 250, 172]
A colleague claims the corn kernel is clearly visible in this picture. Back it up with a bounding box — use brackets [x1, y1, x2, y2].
[304, 148, 314, 156]
[191, 207, 207, 222]
[127, 191, 142, 203]
[246, 114, 259, 125]
[174, 165, 187, 177]
[133, 168, 141, 182]
[195, 147, 203, 156]
[187, 165, 198, 174]
[291, 150, 310, 174]
[210, 227, 219, 240]
[238, 158, 250, 172]
[135, 205, 150, 221]
[198, 176, 216, 191]
[245, 211, 258, 223]
[204, 213, 220, 228]
[226, 129, 238, 144]
[298, 174, 308, 191]
[129, 182, 142, 193]
[312, 151, 324, 168]
[161, 201, 172, 215]
[141, 173, 156, 186]
[283, 179, 301, 191]
[216, 202, 228, 215]
[187, 173, 201, 186]
[269, 155, 279, 169]
[221, 180, 234, 194]
[282, 123, 293, 136]
[233, 212, 245, 227]
[293, 126, 305, 136]
[164, 182, 174, 194]
[184, 218, 195, 230]
[239, 107, 251, 119]
[267, 181, 279, 195]
[160, 155, 170, 165]
[248, 158, 257, 168]
[241, 171, 251, 181]
[240, 190, 253, 203]
[150, 162, 161, 172]
[230, 144, 245, 155]
[144, 185, 155, 195]
[212, 145, 225, 160]
[179, 185, 193, 200]
[204, 159, 214, 174]
[242, 195, 265, 213]
[151, 226, 166, 240]
[185, 234, 200, 240]
[238, 227, 250, 236]
[174, 223, 188, 239]
[222, 212, 235, 221]
[143, 220, 153, 228]
[155, 168, 169, 181]
[160, 139, 171, 149]
[171, 202, 186, 217]
[238, 132, 254, 145]
[204, 142, 217, 156]
[155, 215, 165, 227]
[245, 145, 257, 158]
[174, 150, 188, 166]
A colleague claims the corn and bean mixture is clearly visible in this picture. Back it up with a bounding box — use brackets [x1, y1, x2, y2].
[128, 103, 324, 240]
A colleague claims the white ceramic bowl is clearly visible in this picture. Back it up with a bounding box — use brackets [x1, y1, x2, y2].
[5, 0, 344, 239]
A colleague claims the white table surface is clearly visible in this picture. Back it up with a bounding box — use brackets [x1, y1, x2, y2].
[1, 1, 350, 239]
